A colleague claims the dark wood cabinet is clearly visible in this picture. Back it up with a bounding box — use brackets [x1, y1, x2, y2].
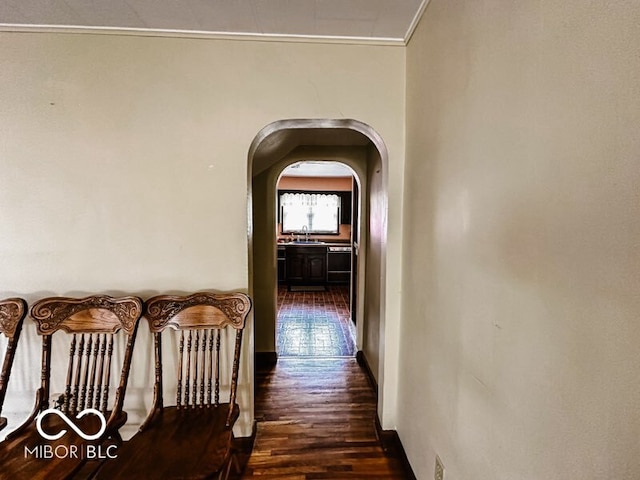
[277, 246, 286, 284]
[286, 251, 306, 282]
[339, 191, 352, 225]
[285, 246, 327, 286]
[307, 254, 326, 282]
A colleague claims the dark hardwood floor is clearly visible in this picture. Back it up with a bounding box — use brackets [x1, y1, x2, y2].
[241, 357, 410, 479]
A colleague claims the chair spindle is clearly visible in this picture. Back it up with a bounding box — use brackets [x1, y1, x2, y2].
[177, 331, 184, 408]
[71, 334, 86, 414]
[87, 334, 100, 411]
[215, 329, 221, 406]
[79, 334, 93, 410]
[199, 329, 207, 407]
[184, 331, 192, 408]
[94, 334, 106, 410]
[192, 331, 199, 407]
[64, 334, 77, 413]
[207, 329, 214, 406]
[101, 334, 114, 413]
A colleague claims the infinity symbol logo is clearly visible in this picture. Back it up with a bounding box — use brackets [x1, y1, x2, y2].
[36, 408, 107, 441]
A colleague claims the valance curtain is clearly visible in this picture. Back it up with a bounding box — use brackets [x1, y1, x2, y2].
[281, 193, 340, 233]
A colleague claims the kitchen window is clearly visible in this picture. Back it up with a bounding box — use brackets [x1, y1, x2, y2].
[280, 192, 340, 234]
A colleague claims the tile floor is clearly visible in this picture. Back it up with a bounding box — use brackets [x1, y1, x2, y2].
[276, 286, 356, 357]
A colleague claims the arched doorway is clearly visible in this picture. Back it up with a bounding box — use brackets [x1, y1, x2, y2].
[275, 160, 359, 357]
[247, 118, 391, 420]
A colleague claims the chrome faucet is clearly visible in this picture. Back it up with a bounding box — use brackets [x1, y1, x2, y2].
[301, 225, 309, 242]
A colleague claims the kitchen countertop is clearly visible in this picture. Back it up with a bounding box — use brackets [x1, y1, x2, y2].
[278, 241, 351, 247]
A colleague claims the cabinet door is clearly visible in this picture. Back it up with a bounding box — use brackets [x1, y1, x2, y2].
[307, 254, 326, 283]
[278, 258, 286, 283]
[286, 253, 306, 282]
[340, 191, 352, 225]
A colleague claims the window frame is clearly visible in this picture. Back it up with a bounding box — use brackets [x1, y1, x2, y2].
[278, 190, 344, 235]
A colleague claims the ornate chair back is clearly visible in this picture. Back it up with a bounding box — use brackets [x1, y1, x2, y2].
[0, 298, 27, 431]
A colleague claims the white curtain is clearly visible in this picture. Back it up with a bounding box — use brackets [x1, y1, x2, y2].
[281, 193, 340, 232]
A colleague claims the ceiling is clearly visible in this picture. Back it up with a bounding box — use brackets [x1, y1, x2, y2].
[0, 0, 427, 44]
[250, 122, 373, 177]
[282, 161, 354, 178]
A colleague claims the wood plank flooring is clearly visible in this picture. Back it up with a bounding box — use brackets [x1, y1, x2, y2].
[241, 357, 409, 479]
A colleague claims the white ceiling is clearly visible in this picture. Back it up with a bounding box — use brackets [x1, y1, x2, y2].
[283, 161, 354, 177]
[0, 0, 427, 44]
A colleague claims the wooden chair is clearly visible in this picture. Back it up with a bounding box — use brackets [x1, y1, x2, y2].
[95, 292, 252, 480]
[0, 298, 27, 432]
[0, 295, 142, 480]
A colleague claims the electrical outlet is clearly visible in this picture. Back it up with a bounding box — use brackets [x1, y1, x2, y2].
[435, 455, 445, 480]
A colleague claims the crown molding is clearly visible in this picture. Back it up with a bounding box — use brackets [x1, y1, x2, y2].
[404, 0, 430, 44]
[0, 24, 406, 46]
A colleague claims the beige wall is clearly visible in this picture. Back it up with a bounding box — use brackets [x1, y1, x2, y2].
[401, 1, 640, 479]
[363, 147, 384, 384]
[251, 165, 277, 353]
[0, 32, 405, 437]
